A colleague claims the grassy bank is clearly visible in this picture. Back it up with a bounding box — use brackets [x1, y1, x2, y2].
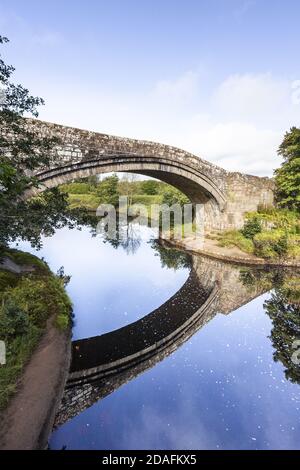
[0, 249, 72, 411]
[212, 208, 300, 261]
[59, 177, 189, 211]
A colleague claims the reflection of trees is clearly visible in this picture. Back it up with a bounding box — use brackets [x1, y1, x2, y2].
[98, 220, 142, 255]
[150, 239, 191, 270]
[240, 267, 300, 385]
[264, 287, 300, 385]
[0, 189, 100, 253]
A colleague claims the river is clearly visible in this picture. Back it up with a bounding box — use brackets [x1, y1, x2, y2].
[14, 222, 300, 450]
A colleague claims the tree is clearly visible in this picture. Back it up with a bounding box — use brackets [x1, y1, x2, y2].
[96, 174, 119, 206]
[275, 127, 300, 212]
[264, 287, 300, 385]
[161, 186, 190, 206]
[119, 173, 139, 206]
[140, 179, 159, 195]
[0, 36, 89, 249]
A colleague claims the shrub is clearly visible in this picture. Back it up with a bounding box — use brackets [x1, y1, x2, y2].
[140, 180, 160, 195]
[55, 313, 69, 330]
[253, 230, 289, 258]
[161, 187, 190, 206]
[241, 216, 262, 239]
[287, 234, 300, 259]
[0, 299, 30, 340]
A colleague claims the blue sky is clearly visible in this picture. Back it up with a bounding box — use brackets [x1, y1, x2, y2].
[0, 0, 300, 175]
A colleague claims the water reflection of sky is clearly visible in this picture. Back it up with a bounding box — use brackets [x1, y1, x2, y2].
[13, 225, 189, 338]
[14, 225, 300, 450]
[51, 295, 300, 450]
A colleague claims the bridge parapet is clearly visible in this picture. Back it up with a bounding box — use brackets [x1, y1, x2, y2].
[24, 119, 275, 231]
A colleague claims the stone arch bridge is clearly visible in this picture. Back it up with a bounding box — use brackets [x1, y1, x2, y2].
[26, 119, 274, 231]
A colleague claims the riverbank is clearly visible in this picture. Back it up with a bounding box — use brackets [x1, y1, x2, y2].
[0, 249, 73, 449]
[0, 315, 71, 450]
[162, 236, 300, 267]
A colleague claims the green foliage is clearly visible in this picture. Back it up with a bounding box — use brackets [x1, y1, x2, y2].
[275, 127, 300, 212]
[96, 174, 119, 206]
[253, 230, 288, 258]
[264, 287, 300, 384]
[217, 230, 254, 254]
[241, 216, 262, 239]
[218, 208, 300, 260]
[55, 313, 70, 330]
[0, 36, 67, 246]
[140, 180, 160, 195]
[4, 248, 49, 272]
[58, 176, 191, 213]
[131, 194, 162, 205]
[67, 193, 100, 210]
[161, 186, 190, 206]
[0, 271, 18, 290]
[0, 326, 41, 409]
[60, 182, 94, 194]
[240, 268, 300, 384]
[150, 240, 191, 270]
[0, 250, 72, 410]
[0, 299, 30, 340]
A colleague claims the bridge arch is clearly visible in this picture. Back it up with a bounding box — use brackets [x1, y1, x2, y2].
[25, 119, 275, 231]
[34, 157, 226, 209]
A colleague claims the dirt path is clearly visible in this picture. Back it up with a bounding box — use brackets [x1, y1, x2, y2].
[0, 317, 71, 450]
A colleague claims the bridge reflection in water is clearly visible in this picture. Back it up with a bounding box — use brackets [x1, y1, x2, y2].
[54, 254, 270, 427]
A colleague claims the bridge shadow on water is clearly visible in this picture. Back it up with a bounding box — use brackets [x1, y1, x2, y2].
[54, 251, 289, 428]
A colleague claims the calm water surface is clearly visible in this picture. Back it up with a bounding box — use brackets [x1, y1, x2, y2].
[15, 224, 300, 450]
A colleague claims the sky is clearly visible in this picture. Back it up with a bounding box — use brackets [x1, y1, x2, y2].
[0, 0, 300, 176]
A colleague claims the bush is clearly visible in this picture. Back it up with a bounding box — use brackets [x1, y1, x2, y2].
[253, 230, 289, 258]
[55, 313, 70, 330]
[0, 299, 30, 340]
[161, 187, 190, 206]
[140, 180, 160, 195]
[241, 216, 262, 239]
[287, 234, 300, 259]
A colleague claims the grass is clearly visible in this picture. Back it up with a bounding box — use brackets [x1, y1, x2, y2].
[216, 208, 300, 261]
[67, 193, 101, 210]
[66, 191, 165, 211]
[216, 230, 255, 254]
[2, 248, 50, 272]
[0, 249, 72, 411]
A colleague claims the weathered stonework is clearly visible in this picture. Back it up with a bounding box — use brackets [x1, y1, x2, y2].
[25, 119, 275, 232]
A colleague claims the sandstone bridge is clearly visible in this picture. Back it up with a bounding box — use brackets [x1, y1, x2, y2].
[26, 119, 274, 232]
[55, 255, 271, 427]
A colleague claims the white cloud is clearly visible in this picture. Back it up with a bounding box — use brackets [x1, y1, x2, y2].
[213, 73, 289, 121]
[152, 71, 200, 105]
[37, 70, 300, 177]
